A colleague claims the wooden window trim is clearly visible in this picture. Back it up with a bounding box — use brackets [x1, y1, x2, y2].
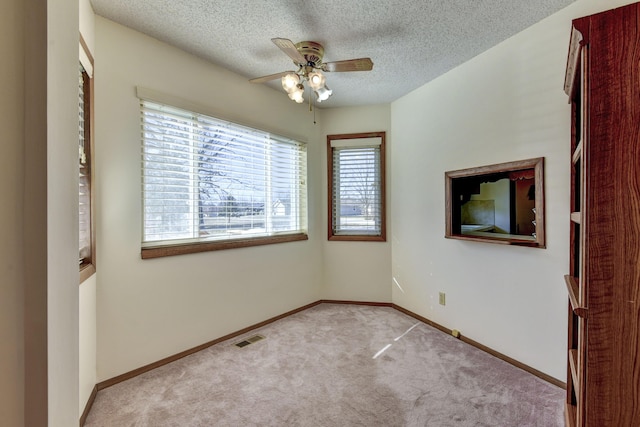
[141, 233, 308, 259]
[327, 131, 386, 242]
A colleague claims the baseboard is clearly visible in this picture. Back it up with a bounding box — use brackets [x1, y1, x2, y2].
[79, 384, 97, 426]
[96, 300, 322, 391]
[392, 304, 454, 336]
[391, 303, 566, 389]
[319, 299, 392, 307]
[94, 298, 564, 398]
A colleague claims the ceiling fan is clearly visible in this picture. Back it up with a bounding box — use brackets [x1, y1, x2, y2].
[250, 38, 374, 104]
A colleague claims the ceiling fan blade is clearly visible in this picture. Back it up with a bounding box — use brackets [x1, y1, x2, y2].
[322, 58, 374, 72]
[249, 71, 293, 84]
[271, 38, 307, 65]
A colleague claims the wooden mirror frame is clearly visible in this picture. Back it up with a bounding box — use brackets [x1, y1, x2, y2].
[445, 157, 545, 248]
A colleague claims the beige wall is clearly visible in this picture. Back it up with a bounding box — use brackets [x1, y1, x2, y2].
[79, 275, 96, 415]
[79, 0, 95, 53]
[45, 0, 81, 424]
[320, 106, 392, 302]
[11, 0, 81, 424]
[78, 0, 97, 417]
[390, 0, 637, 381]
[0, 0, 25, 424]
[94, 17, 324, 381]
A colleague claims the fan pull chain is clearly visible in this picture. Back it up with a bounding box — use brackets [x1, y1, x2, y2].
[307, 85, 317, 124]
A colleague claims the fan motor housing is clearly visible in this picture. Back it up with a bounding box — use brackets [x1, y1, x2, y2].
[295, 41, 324, 66]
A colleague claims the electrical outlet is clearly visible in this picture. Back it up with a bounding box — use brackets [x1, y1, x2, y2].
[439, 292, 446, 306]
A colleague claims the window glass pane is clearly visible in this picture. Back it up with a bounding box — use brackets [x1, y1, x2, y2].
[328, 133, 385, 242]
[332, 146, 382, 235]
[79, 63, 92, 265]
[141, 100, 307, 247]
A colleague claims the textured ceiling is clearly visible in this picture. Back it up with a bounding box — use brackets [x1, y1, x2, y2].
[90, 0, 576, 108]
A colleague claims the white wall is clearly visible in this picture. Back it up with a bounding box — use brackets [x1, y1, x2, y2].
[390, 0, 637, 381]
[0, 0, 25, 424]
[78, 0, 97, 417]
[320, 106, 392, 302]
[94, 17, 324, 381]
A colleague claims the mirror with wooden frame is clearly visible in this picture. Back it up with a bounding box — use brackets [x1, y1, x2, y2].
[445, 157, 545, 248]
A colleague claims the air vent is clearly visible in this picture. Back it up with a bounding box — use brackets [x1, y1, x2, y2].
[234, 334, 265, 348]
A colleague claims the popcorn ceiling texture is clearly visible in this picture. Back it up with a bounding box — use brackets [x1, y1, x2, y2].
[90, 0, 576, 108]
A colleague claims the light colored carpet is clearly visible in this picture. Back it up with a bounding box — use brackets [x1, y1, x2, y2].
[85, 303, 564, 426]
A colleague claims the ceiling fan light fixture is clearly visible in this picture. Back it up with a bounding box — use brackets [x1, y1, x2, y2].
[314, 85, 332, 102]
[281, 73, 300, 93]
[288, 85, 305, 103]
[251, 38, 372, 106]
[308, 71, 326, 90]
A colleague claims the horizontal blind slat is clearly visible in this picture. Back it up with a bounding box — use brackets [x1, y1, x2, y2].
[79, 63, 92, 264]
[141, 100, 307, 246]
[331, 145, 382, 235]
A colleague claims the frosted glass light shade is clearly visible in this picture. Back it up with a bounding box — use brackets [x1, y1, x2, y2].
[288, 86, 304, 103]
[315, 85, 332, 102]
[281, 73, 300, 93]
[308, 72, 326, 90]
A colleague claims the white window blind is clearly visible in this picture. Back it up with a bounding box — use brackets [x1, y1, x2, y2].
[79, 63, 91, 264]
[331, 140, 383, 236]
[140, 100, 307, 247]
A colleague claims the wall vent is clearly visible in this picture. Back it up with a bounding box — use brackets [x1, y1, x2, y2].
[235, 334, 265, 348]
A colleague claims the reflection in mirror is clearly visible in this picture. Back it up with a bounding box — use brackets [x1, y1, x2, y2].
[445, 158, 545, 248]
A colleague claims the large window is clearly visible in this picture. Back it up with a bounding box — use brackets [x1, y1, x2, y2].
[140, 98, 308, 258]
[328, 132, 386, 241]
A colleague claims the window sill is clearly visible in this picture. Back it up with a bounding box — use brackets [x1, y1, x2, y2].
[141, 233, 308, 259]
[328, 234, 386, 242]
[79, 263, 96, 284]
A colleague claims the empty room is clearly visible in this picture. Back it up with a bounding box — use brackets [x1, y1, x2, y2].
[2, 0, 639, 426]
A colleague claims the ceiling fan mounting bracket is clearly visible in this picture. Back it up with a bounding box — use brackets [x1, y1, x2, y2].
[294, 41, 324, 67]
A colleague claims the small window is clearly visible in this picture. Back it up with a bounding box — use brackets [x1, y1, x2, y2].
[79, 60, 95, 282]
[328, 132, 386, 241]
[140, 99, 308, 258]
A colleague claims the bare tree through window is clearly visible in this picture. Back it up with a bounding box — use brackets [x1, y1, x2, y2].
[141, 99, 307, 251]
[328, 132, 386, 241]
